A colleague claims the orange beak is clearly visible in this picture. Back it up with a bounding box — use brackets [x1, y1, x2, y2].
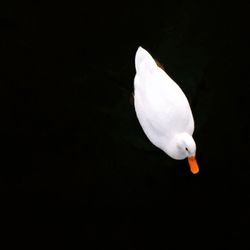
[188, 156, 199, 174]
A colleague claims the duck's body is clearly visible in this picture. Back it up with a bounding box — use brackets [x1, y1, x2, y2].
[134, 47, 199, 173]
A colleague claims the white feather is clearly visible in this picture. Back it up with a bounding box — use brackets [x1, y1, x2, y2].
[134, 47, 196, 161]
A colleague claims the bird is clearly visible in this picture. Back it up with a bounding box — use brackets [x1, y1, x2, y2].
[133, 46, 199, 174]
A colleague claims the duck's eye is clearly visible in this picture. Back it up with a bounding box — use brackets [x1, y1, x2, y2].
[185, 147, 189, 152]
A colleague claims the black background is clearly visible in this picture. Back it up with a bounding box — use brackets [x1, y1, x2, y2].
[1, 1, 250, 248]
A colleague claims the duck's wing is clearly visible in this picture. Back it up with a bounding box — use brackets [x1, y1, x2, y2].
[135, 66, 194, 134]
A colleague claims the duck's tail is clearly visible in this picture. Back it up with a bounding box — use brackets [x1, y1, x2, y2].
[135, 46, 157, 74]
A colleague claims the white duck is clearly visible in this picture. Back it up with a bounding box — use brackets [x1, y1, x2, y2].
[134, 47, 199, 174]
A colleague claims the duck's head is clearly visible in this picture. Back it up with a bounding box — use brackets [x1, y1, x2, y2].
[166, 133, 199, 174]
